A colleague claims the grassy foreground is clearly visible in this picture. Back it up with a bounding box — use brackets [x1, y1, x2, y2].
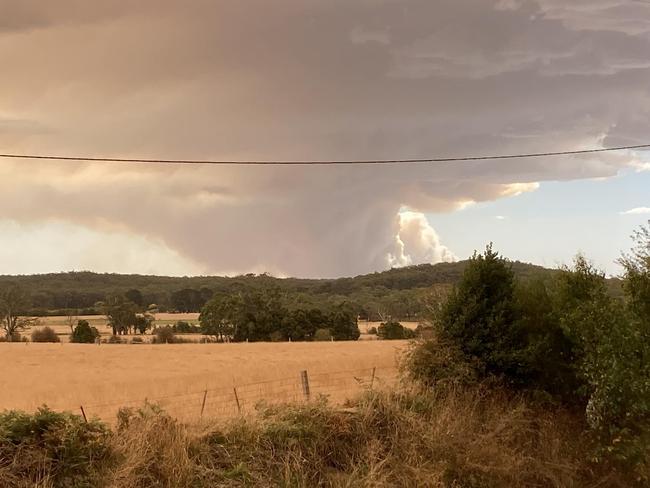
[0, 383, 641, 488]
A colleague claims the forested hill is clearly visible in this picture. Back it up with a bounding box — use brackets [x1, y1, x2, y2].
[0, 260, 568, 316]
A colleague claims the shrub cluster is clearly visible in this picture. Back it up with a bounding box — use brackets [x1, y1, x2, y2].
[152, 325, 177, 344]
[407, 224, 650, 476]
[377, 320, 416, 340]
[30, 326, 60, 343]
[1, 391, 641, 487]
[172, 320, 201, 333]
[0, 407, 111, 487]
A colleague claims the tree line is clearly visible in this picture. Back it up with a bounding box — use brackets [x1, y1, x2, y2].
[199, 288, 360, 342]
[0, 259, 597, 322]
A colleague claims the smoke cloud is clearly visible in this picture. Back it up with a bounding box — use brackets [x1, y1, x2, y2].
[1, 0, 649, 276]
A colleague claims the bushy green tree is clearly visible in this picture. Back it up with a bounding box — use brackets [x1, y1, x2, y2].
[173, 320, 199, 334]
[313, 328, 332, 341]
[560, 230, 650, 466]
[101, 295, 137, 335]
[171, 288, 207, 313]
[124, 288, 143, 307]
[133, 314, 154, 334]
[515, 278, 579, 400]
[619, 221, 650, 325]
[70, 320, 101, 343]
[411, 232, 650, 473]
[327, 304, 360, 341]
[377, 320, 415, 340]
[200, 295, 235, 342]
[440, 244, 526, 382]
[228, 287, 287, 342]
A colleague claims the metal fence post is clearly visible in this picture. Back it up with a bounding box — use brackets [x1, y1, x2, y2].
[370, 367, 376, 391]
[300, 370, 310, 401]
[233, 387, 241, 414]
[80, 405, 87, 423]
[200, 389, 208, 417]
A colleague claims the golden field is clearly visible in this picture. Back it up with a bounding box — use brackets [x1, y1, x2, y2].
[0, 340, 407, 422]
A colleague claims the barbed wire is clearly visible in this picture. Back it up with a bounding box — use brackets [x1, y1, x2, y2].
[35, 366, 399, 423]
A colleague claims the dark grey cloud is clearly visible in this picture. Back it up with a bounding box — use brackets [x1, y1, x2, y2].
[0, 0, 648, 276]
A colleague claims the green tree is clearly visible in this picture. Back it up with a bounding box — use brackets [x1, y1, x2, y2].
[313, 328, 332, 341]
[200, 295, 235, 342]
[327, 305, 360, 341]
[124, 289, 144, 308]
[133, 314, 154, 334]
[230, 288, 287, 342]
[171, 288, 206, 313]
[101, 295, 137, 335]
[377, 320, 414, 340]
[618, 221, 650, 325]
[562, 232, 650, 466]
[440, 244, 525, 381]
[70, 320, 101, 343]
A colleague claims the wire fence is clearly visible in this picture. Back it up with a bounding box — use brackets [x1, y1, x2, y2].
[54, 366, 400, 424]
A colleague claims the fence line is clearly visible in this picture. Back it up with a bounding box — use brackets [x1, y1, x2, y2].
[43, 366, 400, 424]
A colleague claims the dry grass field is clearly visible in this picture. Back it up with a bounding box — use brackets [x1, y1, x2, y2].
[0, 340, 407, 422]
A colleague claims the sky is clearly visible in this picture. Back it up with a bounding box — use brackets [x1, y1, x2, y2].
[0, 0, 649, 278]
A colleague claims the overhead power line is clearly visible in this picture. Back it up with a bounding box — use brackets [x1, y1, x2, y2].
[0, 143, 648, 166]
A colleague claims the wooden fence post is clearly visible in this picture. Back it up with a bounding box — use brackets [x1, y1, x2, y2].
[370, 367, 376, 391]
[300, 370, 310, 401]
[200, 389, 208, 417]
[233, 387, 241, 414]
[80, 405, 87, 423]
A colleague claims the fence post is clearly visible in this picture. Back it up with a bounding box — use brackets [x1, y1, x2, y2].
[300, 370, 310, 401]
[233, 387, 241, 414]
[200, 389, 208, 417]
[370, 367, 376, 391]
[80, 405, 87, 423]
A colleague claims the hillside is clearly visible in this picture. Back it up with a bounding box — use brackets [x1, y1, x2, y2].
[0, 260, 570, 317]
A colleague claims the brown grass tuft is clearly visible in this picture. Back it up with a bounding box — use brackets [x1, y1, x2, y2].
[1, 385, 644, 487]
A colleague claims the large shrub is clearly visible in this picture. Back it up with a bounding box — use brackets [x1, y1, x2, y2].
[558, 242, 650, 469]
[439, 244, 529, 383]
[173, 320, 199, 334]
[409, 231, 650, 476]
[153, 325, 177, 344]
[70, 320, 100, 344]
[31, 326, 61, 343]
[377, 320, 415, 340]
[0, 407, 111, 486]
[313, 328, 332, 341]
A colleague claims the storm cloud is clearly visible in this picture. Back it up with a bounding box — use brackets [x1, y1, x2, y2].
[1, 0, 649, 276]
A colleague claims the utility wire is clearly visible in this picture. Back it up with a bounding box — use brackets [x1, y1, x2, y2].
[0, 143, 648, 166]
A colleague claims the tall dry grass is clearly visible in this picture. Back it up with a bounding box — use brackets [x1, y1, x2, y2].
[2, 384, 641, 487]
